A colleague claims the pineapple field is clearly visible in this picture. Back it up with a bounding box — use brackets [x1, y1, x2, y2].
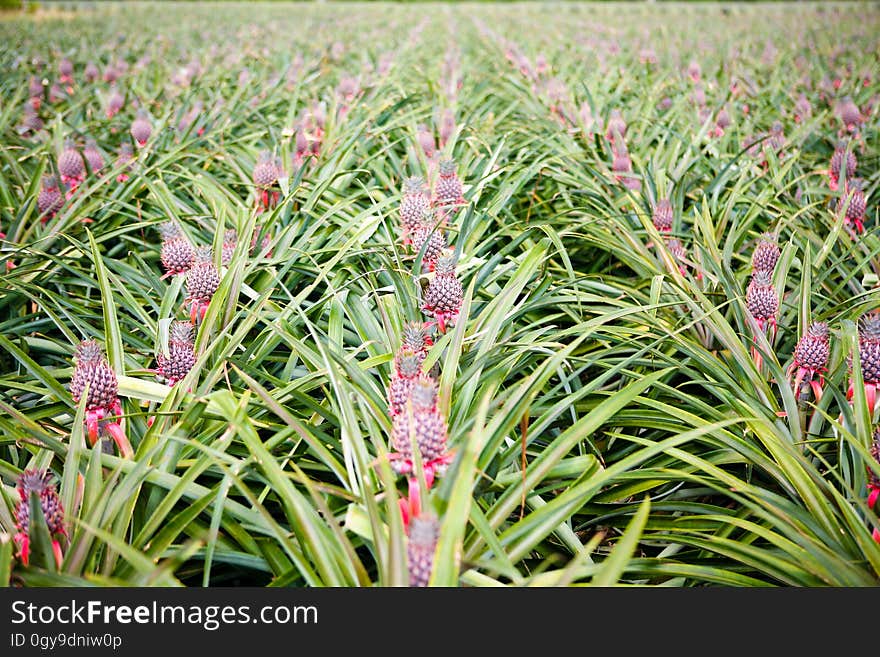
[1, 1, 879, 588]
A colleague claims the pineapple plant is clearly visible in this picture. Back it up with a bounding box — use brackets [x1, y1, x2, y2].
[713, 107, 732, 137]
[399, 176, 430, 245]
[829, 141, 857, 191]
[746, 270, 778, 333]
[156, 321, 197, 386]
[115, 142, 135, 182]
[185, 255, 221, 323]
[83, 138, 105, 176]
[869, 428, 880, 542]
[422, 249, 464, 333]
[417, 124, 436, 159]
[13, 469, 67, 567]
[401, 321, 434, 359]
[84, 61, 99, 83]
[69, 340, 132, 456]
[751, 233, 780, 274]
[407, 513, 440, 587]
[746, 270, 778, 369]
[388, 346, 423, 417]
[433, 158, 465, 208]
[793, 93, 811, 123]
[389, 374, 452, 484]
[411, 210, 447, 272]
[788, 322, 830, 400]
[58, 138, 84, 193]
[838, 179, 867, 234]
[652, 199, 674, 233]
[159, 222, 195, 277]
[253, 150, 282, 211]
[37, 174, 63, 221]
[439, 108, 456, 147]
[28, 75, 43, 108]
[58, 57, 73, 82]
[605, 108, 627, 143]
[131, 108, 152, 146]
[838, 96, 862, 133]
[849, 311, 880, 414]
[106, 88, 124, 118]
[221, 229, 238, 267]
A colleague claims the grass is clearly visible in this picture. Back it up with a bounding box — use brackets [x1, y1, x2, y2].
[0, 1, 878, 587]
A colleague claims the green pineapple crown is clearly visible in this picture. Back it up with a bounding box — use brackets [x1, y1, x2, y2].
[434, 248, 457, 276]
[75, 339, 105, 364]
[751, 270, 773, 287]
[402, 321, 433, 351]
[438, 158, 457, 176]
[408, 512, 440, 546]
[17, 468, 53, 496]
[409, 374, 438, 411]
[806, 321, 829, 340]
[395, 346, 422, 378]
[193, 245, 213, 263]
[158, 221, 183, 241]
[859, 311, 880, 342]
[169, 320, 194, 345]
[403, 176, 426, 195]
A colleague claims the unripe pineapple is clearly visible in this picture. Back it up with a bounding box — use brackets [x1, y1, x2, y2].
[83, 138, 104, 175]
[439, 109, 455, 147]
[859, 340, 880, 385]
[37, 175, 63, 219]
[253, 150, 280, 188]
[869, 427, 880, 489]
[58, 139, 84, 183]
[390, 375, 447, 473]
[794, 93, 811, 123]
[859, 311, 880, 343]
[423, 249, 464, 333]
[652, 199, 673, 232]
[21, 105, 43, 133]
[838, 96, 862, 131]
[84, 61, 99, 83]
[160, 224, 195, 276]
[400, 177, 430, 242]
[407, 513, 440, 587]
[115, 142, 135, 182]
[434, 159, 465, 208]
[830, 142, 857, 190]
[388, 346, 422, 416]
[221, 229, 238, 267]
[14, 469, 66, 539]
[157, 320, 196, 385]
[716, 107, 732, 130]
[768, 122, 785, 152]
[106, 89, 124, 118]
[793, 322, 830, 372]
[751, 233, 780, 273]
[417, 124, 435, 159]
[69, 340, 118, 411]
[605, 108, 627, 142]
[401, 321, 434, 357]
[130, 109, 152, 146]
[186, 259, 221, 320]
[746, 270, 778, 322]
[411, 216, 446, 271]
[59, 58, 73, 80]
[29, 75, 43, 100]
[838, 180, 867, 231]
